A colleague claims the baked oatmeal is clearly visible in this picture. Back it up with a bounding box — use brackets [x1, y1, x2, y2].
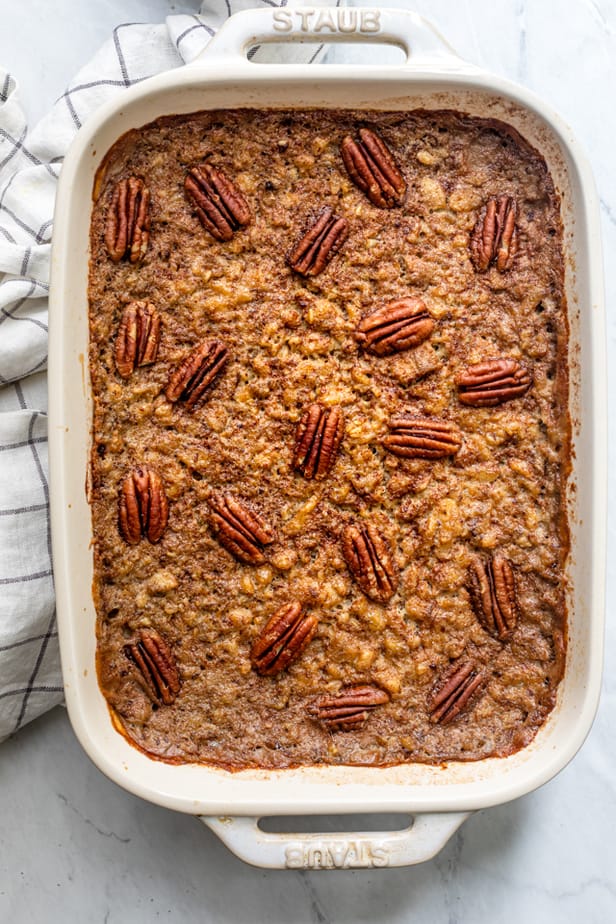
[89, 109, 569, 769]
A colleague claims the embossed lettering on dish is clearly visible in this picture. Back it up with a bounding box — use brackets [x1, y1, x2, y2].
[273, 9, 381, 34]
[285, 840, 389, 869]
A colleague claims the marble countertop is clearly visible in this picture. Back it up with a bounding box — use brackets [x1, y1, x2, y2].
[2, 1, 615, 921]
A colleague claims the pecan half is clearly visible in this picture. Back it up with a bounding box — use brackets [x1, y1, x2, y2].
[104, 176, 150, 263]
[184, 164, 251, 242]
[429, 660, 485, 725]
[165, 340, 228, 409]
[356, 297, 434, 356]
[342, 523, 398, 603]
[470, 195, 518, 272]
[383, 415, 462, 460]
[341, 128, 406, 208]
[468, 554, 517, 641]
[209, 494, 274, 565]
[125, 628, 180, 705]
[118, 467, 168, 545]
[456, 359, 531, 407]
[309, 685, 390, 731]
[293, 404, 345, 480]
[250, 602, 317, 675]
[114, 301, 161, 379]
[287, 207, 349, 276]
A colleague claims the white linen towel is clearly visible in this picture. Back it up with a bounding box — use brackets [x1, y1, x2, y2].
[0, 0, 341, 740]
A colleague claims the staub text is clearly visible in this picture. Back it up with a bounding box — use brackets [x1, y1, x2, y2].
[273, 9, 381, 35]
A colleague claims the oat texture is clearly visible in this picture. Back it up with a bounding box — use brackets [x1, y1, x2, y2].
[90, 109, 569, 768]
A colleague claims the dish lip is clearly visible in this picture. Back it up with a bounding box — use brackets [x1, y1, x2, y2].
[48, 57, 606, 817]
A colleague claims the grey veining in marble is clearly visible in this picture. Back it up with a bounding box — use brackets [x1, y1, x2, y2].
[2, 1, 616, 921]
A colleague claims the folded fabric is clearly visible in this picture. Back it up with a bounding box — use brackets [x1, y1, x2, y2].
[0, 0, 339, 741]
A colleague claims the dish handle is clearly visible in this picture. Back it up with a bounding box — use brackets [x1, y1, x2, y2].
[200, 812, 471, 869]
[191, 6, 474, 71]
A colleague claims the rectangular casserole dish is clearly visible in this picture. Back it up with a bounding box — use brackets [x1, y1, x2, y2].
[48, 7, 606, 869]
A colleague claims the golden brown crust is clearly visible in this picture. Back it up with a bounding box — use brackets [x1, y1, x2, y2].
[90, 108, 569, 770]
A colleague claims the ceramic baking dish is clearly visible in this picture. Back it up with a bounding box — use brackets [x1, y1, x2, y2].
[48, 7, 606, 869]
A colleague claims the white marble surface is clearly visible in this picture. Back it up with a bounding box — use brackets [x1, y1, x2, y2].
[2, 0, 616, 920]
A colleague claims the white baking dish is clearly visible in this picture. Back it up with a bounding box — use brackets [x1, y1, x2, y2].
[48, 8, 606, 869]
